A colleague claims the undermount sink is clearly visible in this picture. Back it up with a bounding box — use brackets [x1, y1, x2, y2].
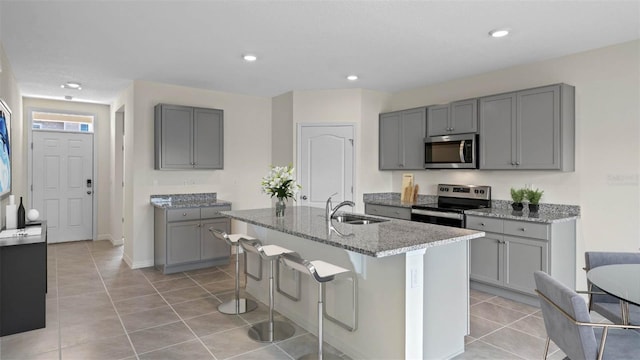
[332, 214, 388, 225]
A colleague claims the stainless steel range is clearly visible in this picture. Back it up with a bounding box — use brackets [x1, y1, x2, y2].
[411, 184, 491, 228]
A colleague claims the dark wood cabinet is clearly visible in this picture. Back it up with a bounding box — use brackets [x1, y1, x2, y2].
[0, 225, 47, 336]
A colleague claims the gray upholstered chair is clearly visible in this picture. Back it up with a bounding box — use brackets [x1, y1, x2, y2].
[534, 271, 640, 360]
[584, 252, 640, 325]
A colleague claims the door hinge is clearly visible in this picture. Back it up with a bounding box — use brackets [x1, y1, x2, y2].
[351, 186, 353, 194]
[31, 184, 33, 191]
[31, 142, 33, 149]
[349, 139, 354, 146]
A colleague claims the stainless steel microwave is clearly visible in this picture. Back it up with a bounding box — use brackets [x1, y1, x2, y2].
[424, 133, 478, 169]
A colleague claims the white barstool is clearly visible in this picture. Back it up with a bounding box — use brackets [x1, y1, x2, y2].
[209, 228, 258, 315]
[238, 238, 296, 342]
[280, 252, 350, 360]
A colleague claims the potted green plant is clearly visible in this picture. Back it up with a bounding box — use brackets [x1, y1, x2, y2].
[510, 188, 525, 211]
[525, 188, 544, 213]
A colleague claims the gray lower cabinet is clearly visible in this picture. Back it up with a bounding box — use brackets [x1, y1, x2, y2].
[479, 84, 575, 171]
[427, 99, 478, 136]
[364, 203, 411, 220]
[466, 215, 575, 304]
[155, 206, 231, 274]
[379, 107, 426, 170]
[155, 104, 224, 170]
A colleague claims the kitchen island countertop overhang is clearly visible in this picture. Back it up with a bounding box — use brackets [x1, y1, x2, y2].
[220, 206, 485, 257]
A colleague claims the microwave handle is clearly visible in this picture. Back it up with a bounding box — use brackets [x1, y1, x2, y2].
[459, 141, 465, 163]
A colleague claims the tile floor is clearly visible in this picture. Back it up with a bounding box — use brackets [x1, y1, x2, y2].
[0, 240, 578, 359]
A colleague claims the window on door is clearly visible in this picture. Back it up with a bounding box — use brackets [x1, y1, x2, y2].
[32, 111, 94, 133]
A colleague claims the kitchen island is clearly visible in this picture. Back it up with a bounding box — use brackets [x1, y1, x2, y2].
[222, 206, 484, 359]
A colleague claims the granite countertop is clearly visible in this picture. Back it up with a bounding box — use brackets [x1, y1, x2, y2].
[464, 207, 579, 224]
[150, 193, 232, 209]
[220, 206, 484, 258]
[363, 192, 580, 224]
[363, 193, 437, 208]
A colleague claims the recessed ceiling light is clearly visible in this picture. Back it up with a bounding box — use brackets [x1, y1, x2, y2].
[489, 29, 510, 38]
[243, 54, 257, 62]
[347, 75, 358, 81]
[61, 81, 82, 90]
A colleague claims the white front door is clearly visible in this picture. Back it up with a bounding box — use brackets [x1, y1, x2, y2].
[32, 131, 94, 243]
[297, 124, 354, 208]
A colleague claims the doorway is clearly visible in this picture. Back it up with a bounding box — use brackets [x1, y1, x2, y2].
[32, 131, 94, 243]
[297, 124, 355, 208]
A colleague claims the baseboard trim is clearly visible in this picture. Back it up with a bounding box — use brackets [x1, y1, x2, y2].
[97, 233, 112, 241]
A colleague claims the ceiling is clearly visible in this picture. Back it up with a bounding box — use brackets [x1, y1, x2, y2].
[1, 1, 639, 104]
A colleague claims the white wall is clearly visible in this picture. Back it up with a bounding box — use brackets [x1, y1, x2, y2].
[22, 97, 111, 240]
[291, 88, 392, 212]
[388, 41, 640, 278]
[0, 42, 22, 227]
[122, 80, 272, 267]
[111, 83, 135, 262]
[272, 91, 293, 166]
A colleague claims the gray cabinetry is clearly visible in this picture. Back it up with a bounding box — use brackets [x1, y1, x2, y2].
[154, 206, 231, 274]
[364, 203, 411, 220]
[467, 215, 575, 304]
[427, 99, 478, 136]
[167, 220, 201, 265]
[155, 104, 224, 170]
[479, 84, 574, 171]
[379, 107, 426, 170]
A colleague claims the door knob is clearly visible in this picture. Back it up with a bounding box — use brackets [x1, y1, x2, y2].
[301, 195, 308, 200]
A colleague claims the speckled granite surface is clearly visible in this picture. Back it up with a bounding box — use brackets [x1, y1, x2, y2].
[466, 199, 580, 223]
[465, 207, 579, 223]
[221, 206, 484, 258]
[150, 193, 232, 209]
[363, 193, 437, 207]
[363, 193, 579, 223]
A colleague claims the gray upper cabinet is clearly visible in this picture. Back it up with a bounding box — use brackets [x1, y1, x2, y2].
[379, 107, 426, 170]
[427, 99, 478, 136]
[479, 84, 574, 171]
[155, 104, 224, 170]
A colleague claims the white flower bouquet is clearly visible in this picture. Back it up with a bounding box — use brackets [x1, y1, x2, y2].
[260, 165, 301, 201]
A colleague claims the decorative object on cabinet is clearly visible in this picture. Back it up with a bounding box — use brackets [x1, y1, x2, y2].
[379, 107, 426, 170]
[154, 103, 223, 170]
[479, 83, 575, 171]
[17, 196, 25, 229]
[5, 194, 16, 229]
[510, 188, 525, 211]
[260, 165, 301, 217]
[525, 188, 544, 213]
[27, 208, 40, 221]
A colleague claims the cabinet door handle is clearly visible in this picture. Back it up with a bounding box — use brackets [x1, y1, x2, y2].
[516, 161, 520, 166]
[480, 223, 485, 226]
[519, 228, 526, 232]
[182, 212, 187, 217]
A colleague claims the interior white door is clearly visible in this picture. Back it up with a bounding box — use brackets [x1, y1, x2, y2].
[298, 124, 354, 208]
[32, 131, 93, 243]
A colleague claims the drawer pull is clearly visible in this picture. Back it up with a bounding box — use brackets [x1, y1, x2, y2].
[183, 212, 187, 216]
[480, 223, 485, 226]
[520, 228, 526, 231]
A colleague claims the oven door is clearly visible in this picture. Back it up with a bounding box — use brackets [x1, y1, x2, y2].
[424, 134, 478, 169]
[411, 209, 464, 228]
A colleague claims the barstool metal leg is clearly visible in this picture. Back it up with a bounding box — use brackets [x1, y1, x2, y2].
[299, 282, 341, 360]
[218, 244, 258, 315]
[318, 282, 324, 360]
[248, 258, 295, 342]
